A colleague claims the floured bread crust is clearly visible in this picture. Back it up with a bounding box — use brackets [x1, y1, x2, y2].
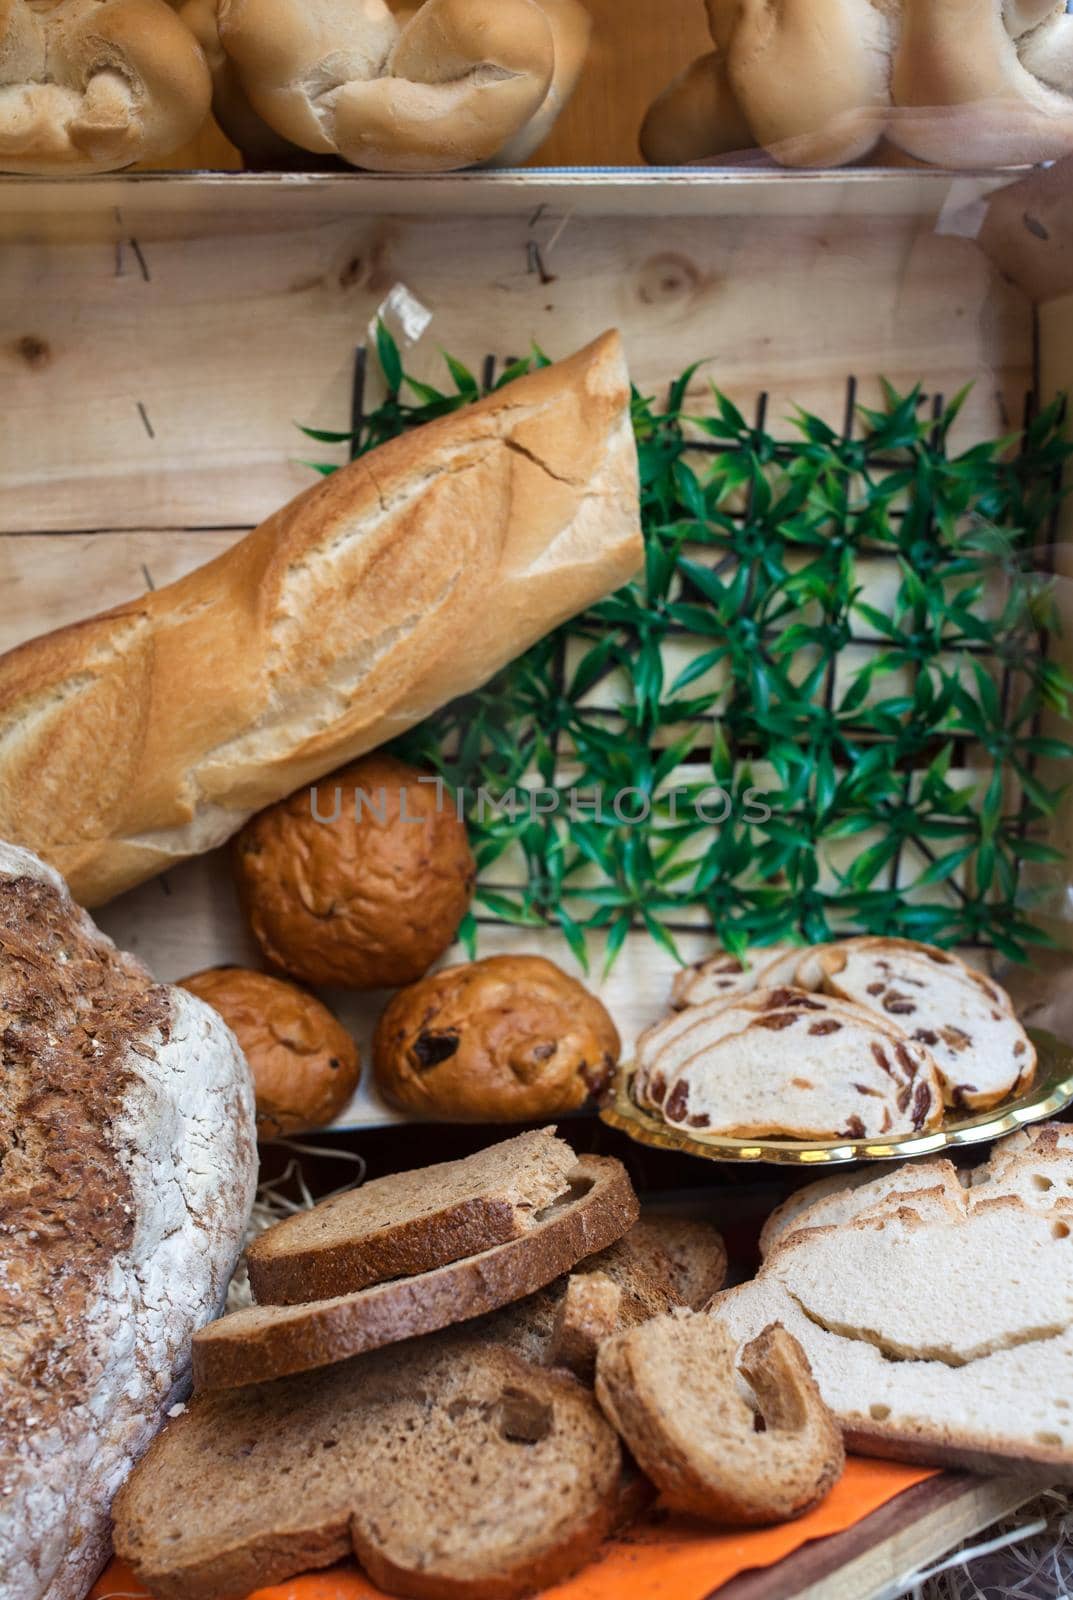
[0, 841, 256, 1600]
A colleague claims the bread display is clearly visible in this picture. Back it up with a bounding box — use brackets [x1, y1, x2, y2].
[179, 0, 591, 171]
[633, 986, 945, 1139]
[373, 954, 621, 1121]
[192, 1153, 639, 1389]
[0, 0, 212, 174]
[595, 1315, 845, 1524]
[0, 333, 641, 909]
[114, 1331, 625, 1600]
[179, 966, 361, 1138]
[709, 1124, 1073, 1477]
[641, 0, 1073, 169]
[233, 753, 476, 990]
[246, 1127, 580, 1304]
[0, 840, 257, 1600]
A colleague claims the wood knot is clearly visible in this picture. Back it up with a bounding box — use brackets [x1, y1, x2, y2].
[13, 334, 50, 369]
[637, 254, 702, 306]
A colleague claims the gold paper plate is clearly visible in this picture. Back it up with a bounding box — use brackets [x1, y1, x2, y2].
[600, 1028, 1073, 1166]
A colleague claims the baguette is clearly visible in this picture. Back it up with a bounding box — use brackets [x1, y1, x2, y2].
[0, 332, 641, 907]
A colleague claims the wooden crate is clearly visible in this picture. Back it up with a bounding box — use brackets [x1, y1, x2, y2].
[1, 165, 1071, 1131]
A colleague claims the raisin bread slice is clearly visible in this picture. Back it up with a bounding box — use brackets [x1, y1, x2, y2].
[710, 1187, 1073, 1478]
[114, 1332, 624, 1600]
[634, 986, 907, 1112]
[817, 940, 1034, 1109]
[654, 989, 944, 1140]
[671, 942, 813, 1009]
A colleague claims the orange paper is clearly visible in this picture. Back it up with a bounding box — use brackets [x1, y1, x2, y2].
[90, 1457, 935, 1600]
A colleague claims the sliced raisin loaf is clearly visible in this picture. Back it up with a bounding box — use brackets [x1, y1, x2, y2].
[648, 988, 944, 1140]
[816, 939, 1033, 1109]
[671, 942, 809, 1009]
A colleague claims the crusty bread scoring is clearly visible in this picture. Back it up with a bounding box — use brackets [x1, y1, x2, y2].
[0, 332, 641, 907]
[0, 841, 256, 1600]
[0, 0, 212, 174]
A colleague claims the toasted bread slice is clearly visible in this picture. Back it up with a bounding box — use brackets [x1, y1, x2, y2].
[114, 1332, 624, 1600]
[193, 1156, 638, 1390]
[247, 1127, 578, 1305]
[595, 1313, 844, 1523]
[817, 939, 1032, 1109]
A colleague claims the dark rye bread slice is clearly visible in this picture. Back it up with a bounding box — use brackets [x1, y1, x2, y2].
[247, 1127, 579, 1305]
[193, 1156, 639, 1390]
[114, 1332, 624, 1600]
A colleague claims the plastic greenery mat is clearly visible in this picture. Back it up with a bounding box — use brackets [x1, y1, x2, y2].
[306, 330, 1073, 971]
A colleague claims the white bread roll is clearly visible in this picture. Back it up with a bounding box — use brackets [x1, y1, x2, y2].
[202, 0, 584, 171]
[724, 0, 896, 167]
[890, 0, 1073, 165]
[639, 50, 755, 165]
[0, 0, 212, 174]
[643, 0, 1073, 169]
[488, 0, 592, 165]
[0, 332, 641, 908]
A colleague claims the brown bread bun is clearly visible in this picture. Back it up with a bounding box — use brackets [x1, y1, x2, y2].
[179, 966, 360, 1138]
[373, 954, 621, 1121]
[233, 753, 476, 990]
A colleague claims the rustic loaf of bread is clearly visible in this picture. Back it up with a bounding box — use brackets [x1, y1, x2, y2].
[0, 332, 641, 908]
[710, 1132, 1073, 1477]
[0, 841, 257, 1600]
[0, 0, 212, 174]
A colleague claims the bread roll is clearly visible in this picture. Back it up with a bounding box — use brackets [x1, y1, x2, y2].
[724, 0, 895, 168]
[640, 51, 755, 165]
[643, 0, 1073, 170]
[890, 0, 1073, 165]
[0, 332, 641, 907]
[199, 0, 585, 171]
[0, 0, 212, 174]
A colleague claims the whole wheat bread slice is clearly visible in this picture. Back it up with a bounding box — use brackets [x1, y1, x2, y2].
[194, 1156, 638, 1390]
[247, 1127, 578, 1305]
[114, 1332, 624, 1600]
[595, 1313, 844, 1524]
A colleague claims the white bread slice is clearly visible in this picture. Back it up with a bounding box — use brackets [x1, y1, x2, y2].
[654, 990, 944, 1140]
[671, 942, 812, 1009]
[818, 941, 1034, 1109]
[711, 1184, 1073, 1476]
[758, 1159, 964, 1259]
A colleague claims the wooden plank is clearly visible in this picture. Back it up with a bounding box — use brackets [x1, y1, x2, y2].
[715, 1472, 1047, 1600]
[0, 531, 237, 654]
[0, 209, 1032, 532]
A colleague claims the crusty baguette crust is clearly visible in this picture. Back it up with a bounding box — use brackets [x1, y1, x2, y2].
[0, 332, 640, 907]
[194, 1156, 639, 1389]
